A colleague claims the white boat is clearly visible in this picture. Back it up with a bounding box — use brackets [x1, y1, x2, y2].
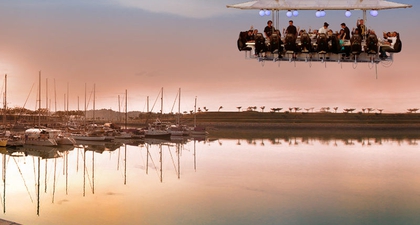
[167, 125, 185, 136]
[56, 135, 77, 145]
[190, 126, 209, 136]
[24, 128, 58, 146]
[145, 119, 171, 138]
[71, 133, 107, 141]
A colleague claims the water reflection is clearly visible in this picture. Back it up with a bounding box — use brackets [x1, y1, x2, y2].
[0, 133, 419, 225]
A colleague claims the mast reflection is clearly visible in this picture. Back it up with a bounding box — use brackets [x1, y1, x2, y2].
[2, 134, 418, 216]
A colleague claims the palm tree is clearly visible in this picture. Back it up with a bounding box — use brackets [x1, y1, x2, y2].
[333, 107, 338, 113]
[237, 106, 242, 112]
[260, 106, 265, 112]
[218, 106, 223, 112]
[377, 109, 383, 114]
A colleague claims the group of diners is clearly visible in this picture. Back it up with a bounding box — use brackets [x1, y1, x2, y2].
[237, 19, 402, 60]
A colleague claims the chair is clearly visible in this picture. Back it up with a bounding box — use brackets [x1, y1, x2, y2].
[270, 33, 283, 59]
[316, 33, 329, 60]
[350, 34, 362, 60]
[284, 33, 297, 60]
[237, 31, 252, 51]
[254, 33, 267, 57]
[366, 34, 378, 54]
[300, 32, 312, 61]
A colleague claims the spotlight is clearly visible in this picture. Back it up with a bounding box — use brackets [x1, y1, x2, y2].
[286, 11, 292, 17]
[259, 10, 265, 16]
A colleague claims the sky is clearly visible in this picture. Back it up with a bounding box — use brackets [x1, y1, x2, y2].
[0, 0, 418, 114]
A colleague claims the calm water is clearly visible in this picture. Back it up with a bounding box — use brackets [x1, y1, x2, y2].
[0, 134, 419, 225]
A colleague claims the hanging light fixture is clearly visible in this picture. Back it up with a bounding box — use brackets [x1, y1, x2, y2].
[286, 10, 292, 17]
[320, 10, 326, 17]
[293, 10, 299, 17]
[259, 10, 265, 16]
[345, 10, 351, 17]
[316, 10, 321, 18]
[370, 10, 378, 17]
[265, 9, 271, 16]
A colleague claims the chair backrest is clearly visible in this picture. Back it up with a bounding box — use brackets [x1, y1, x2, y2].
[270, 33, 280, 51]
[237, 31, 248, 51]
[317, 33, 329, 52]
[329, 34, 341, 53]
[255, 33, 266, 54]
[366, 34, 378, 54]
[300, 32, 312, 52]
[393, 38, 402, 53]
[284, 33, 296, 51]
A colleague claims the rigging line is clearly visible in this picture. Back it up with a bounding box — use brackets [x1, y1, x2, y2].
[13, 157, 34, 203]
[147, 146, 160, 178]
[170, 91, 179, 113]
[168, 147, 177, 175]
[84, 158, 93, 193]
[150, 89, 161, 113]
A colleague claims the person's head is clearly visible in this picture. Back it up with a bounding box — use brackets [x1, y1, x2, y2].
[267, 20, 272, 26]
[324, 22, 329, 28]
[341, 23, 346, 28]
[340, 29, 345, 34]
[289, 20, 293, 25]
[253, 29, 258, 34]
[359, 19, 364, 25]
[392, 31, 397, 37]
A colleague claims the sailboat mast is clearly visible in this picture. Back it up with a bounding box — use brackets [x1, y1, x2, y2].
[54, 79, 57, 112]
[160, 87, 163, 115]
[45, 78, 48, 113]
[194, 96, 197, 128]
[147, 96, 149, 113]
[38, 71, 41, 126]
[118, 95, 121, 123]
[3, 74, 6, 126]
[125, 89, 128, 129]
[67, 82, 69, 111]
[93, 84, 96, 122]
[84, 83, 87, 127]
[177, 88, 181, 125]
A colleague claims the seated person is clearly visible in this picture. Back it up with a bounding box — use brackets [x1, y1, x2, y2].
[365, 30, 378, 54]
[246, 30, 255, 42]
[270, 31, 283, 58]
[299, 32, 312, 52]
[284, 33, 297, 52]
[254, 33, 267, 56]
[237, 31, 252, 51]
[380, 32, 401, 58]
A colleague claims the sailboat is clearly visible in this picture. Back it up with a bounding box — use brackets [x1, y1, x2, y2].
[24, 71, 58, 146]
[190, 96, 208, 136]
[144, 88, 170, 138]
[167, 88, 189, 136]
